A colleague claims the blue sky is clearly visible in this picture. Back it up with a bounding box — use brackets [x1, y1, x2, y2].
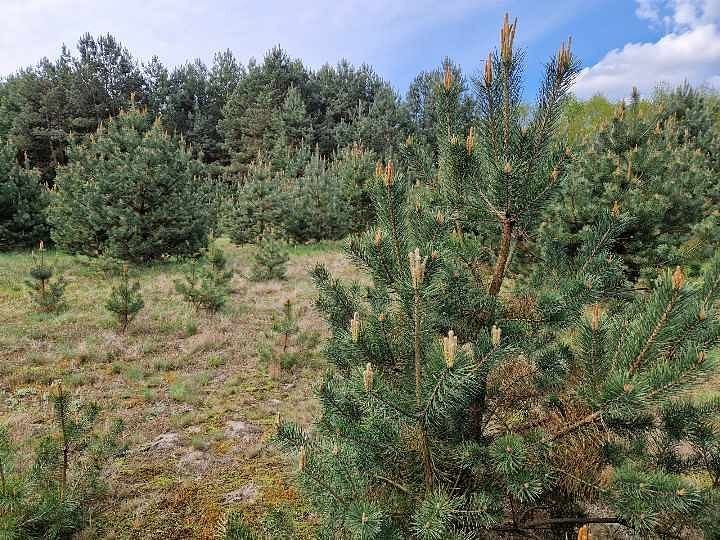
[2, 0, 719, 101]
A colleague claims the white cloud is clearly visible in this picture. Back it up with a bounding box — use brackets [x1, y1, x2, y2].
[574, 0, 720, 99]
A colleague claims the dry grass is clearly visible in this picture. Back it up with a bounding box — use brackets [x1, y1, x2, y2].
[0, 239, 358, 539]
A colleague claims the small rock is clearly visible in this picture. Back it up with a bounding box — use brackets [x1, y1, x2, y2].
[142, 432, 180, 451]
[225, 420, 262, 440]
[178, 450, 211, 475]
[244, 443, 263, 459]
[224, 483, 259, 504]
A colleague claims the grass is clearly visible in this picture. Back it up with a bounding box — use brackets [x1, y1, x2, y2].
[0, 239, 358, 539]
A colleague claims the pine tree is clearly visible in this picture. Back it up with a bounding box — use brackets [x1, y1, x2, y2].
[545, 87, 719, 280]
[175, 239, 233, 313]
[330, 143, 379, 233]
[260, 299, 301, 379]
[271, 85, 313, 149]
[249, 234, 289, 281]
[284, 149, 353, 243]
[275, 15, 720, 539]
[0, 381, 123, 538]
[26, 241, 66, 314]
[105, 263, 144, 333]
[221, 160, 289, 244]
[0, 143, 49, 250]
[48, 102, 208, 262]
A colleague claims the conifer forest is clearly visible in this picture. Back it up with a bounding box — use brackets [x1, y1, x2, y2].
[2, 9, 720, 540]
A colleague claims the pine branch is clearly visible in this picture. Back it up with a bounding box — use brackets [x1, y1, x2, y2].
[628, 287, 679, 376]
[489, 217, 514, 296]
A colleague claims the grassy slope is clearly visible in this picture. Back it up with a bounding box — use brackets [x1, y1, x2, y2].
[0, 240, 354, 539]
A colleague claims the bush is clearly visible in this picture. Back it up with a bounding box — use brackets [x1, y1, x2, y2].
[0, 143, 49, 250]
[249, 234, 289, 281]
[0, 381, 123, 539]
[48, 104, 208, 262]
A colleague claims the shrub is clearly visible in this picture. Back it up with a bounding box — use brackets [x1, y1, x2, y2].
[0, 143, 49, 250]
[249, 234, 289, 281]
[25, 241, 66, 314]
[105, 264, 144, 333]
[48, 104, 208, 262]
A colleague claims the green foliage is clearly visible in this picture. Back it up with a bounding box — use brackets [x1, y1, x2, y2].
[48, 104, 209, 262]
[25, 242, 66, 313]
[274, 17, 720, 539]
[145, 50, 243, 165]
[222, 143, 378, 246]
[558, 94, 615, 145]
[0, 34, 145, 184]
[0, 382, 123, 539]
[331, 143, 379, 233]
[105, 264, 144, 333]
[545, 86, 720, 280]
[249, 234, 289, 281]
[220, 161, 289, 245]
[283, 151, 353, 243]
[259, 299, 312, 376]
[219, 505, 299, 540]
[220, 510, 257, 539]
[0, 143, 49, 250]
[175, 239, 233, 312]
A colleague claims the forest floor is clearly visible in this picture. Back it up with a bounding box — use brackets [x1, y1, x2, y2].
[0, 239, 356, 539]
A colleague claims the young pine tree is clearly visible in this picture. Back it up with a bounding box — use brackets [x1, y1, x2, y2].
[275, 16, 720, 539]
[105, 263, 144, 333]
[48, 103, 208, 262]
[0, 144, 49, 250]
[0, 381, 123, 538]
[221, 160, 289, 245]
[249, 234, 289, 281]
[26, 241, 66, 314]
[546, 87, 719, 280]
[260, 299, 301, 379]
[175, 238, 233, 313]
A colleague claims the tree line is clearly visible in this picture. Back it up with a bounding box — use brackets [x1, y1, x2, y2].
[1, 32, 719, 279]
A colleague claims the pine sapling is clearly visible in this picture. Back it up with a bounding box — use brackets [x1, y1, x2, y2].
[260, 299, 301, 379]
[105, 263, 144, 333]
[175, 241, 233, 313]
[26, 240, 67, 313]
[0, 380, 123, 538]
[250, 234, 289, 281]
